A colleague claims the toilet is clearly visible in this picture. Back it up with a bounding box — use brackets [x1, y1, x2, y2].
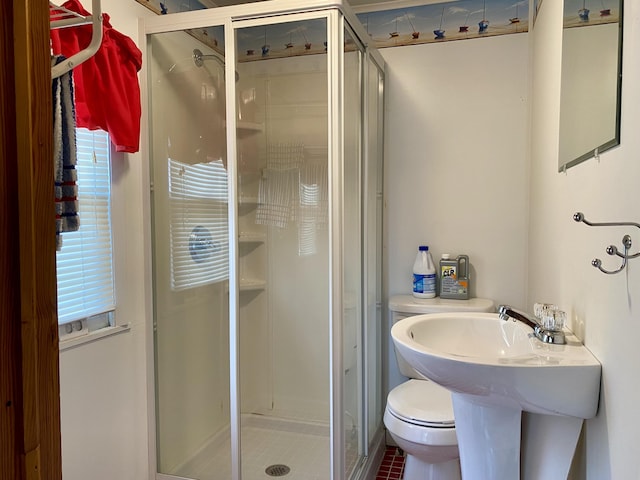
[384, 295, 495, 480]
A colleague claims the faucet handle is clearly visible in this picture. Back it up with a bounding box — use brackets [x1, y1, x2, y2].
[540, 309, 566, 332]
[534, 303, 566, 331]
[533, 302, 558, 320]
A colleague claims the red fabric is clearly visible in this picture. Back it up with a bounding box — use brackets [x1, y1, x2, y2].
[51, 0, 142, 153]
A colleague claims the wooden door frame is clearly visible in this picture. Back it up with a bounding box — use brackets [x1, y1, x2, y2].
[1, 0, 63, 479]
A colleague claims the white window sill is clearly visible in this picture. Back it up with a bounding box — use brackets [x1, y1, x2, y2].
[59, 323, 131, 351]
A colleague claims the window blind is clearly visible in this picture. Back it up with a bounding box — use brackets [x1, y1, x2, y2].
[56, 129, 115, 325]
[169, 158, 229, 290]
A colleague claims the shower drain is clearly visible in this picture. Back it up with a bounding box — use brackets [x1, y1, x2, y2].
[265, 464, 291, 477]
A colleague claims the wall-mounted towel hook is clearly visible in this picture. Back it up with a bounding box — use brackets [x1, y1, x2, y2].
[573, 212, 640, 274]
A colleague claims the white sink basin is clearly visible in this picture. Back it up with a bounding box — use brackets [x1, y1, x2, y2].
[391, 312, 602, 480]
[391, 312, 601, 418]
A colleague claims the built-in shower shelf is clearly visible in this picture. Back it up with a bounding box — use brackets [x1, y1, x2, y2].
[238, 196, 259, 205]
[236, 121, 264, 137]
[239, 279, 266, 291]
[239, 232, 266, 243]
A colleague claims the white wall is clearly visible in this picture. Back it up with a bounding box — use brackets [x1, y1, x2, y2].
[382, 33, 530, 305]
[58, 1, 154, 479]
[529, 2, 640, 479]
[381, 32, 530, 392]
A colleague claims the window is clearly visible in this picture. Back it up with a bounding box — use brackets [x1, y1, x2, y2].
[56, 128, 115, 339]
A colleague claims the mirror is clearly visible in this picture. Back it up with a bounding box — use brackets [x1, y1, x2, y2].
[558, 0, 623, 171]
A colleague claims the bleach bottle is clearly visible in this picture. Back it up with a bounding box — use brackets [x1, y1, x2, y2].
[412, 245, 436, 298]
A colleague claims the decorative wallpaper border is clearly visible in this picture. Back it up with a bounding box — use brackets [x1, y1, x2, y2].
[355, 0, 529, 48]
[563, 0, 620, 29]
[136, 0, 533, 58]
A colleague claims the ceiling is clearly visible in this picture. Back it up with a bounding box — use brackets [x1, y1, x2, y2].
[202, 0, 446, 11]
[204, 0, 388, 5]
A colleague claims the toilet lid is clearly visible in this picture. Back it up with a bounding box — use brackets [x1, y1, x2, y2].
[387, 379, 455, 427]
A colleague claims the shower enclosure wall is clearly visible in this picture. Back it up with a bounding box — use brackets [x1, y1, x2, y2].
[143, 2, 385, 479]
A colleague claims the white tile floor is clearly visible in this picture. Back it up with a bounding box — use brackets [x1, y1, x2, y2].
[176, 415, 346, 479]
[236, 422, 330, 479]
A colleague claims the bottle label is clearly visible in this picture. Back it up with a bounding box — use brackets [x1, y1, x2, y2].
[440, 262, 457, 296]
[413, 273, 436, 294]
[440, 267, 468, 297]
[424, 273, 436, 294]
[441, 265, 457, 280]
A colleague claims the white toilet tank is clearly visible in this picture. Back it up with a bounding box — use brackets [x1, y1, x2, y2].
[389, 295, 495, 379]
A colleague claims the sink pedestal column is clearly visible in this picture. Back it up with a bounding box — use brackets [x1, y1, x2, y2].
[521, 412, 583, 480]
[452, 393, 522, 480]
[452, 394, 585, 480]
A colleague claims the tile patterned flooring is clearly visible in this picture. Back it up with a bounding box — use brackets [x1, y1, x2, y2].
[375, 446, 406, 480]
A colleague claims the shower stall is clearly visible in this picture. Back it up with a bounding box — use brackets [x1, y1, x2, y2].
[143, 1, 385, 478]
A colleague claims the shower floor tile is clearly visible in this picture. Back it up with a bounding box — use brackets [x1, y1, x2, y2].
[236, 426, 329, 479]
[177, 415, 334, 480]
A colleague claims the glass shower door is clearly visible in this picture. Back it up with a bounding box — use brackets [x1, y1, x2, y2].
[342, 25, 364, 479]
[365, 56, 385, 446]
[234, 16, 332, 480]
[148, 25, 232, 478]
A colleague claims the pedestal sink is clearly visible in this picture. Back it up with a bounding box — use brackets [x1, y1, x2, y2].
[391, 312, 601, 480]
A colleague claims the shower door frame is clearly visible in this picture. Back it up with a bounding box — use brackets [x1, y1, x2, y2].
[141, 2, 385, 479]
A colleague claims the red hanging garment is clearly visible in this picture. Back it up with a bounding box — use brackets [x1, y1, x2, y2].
[51, 0, 143, 153]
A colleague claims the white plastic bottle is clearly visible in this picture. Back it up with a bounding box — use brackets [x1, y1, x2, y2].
[412, 245, 436, 298]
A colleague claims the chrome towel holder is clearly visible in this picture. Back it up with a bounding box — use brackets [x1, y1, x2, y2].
[573, 212, 640, 274]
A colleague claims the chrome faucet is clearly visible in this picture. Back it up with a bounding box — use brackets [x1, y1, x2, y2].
[498, 305, 566, 345]
[498, 305, 538, 329]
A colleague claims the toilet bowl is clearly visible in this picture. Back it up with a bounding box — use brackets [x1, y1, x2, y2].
[385, 380, 460, 480]
[384, 295, 494, 480]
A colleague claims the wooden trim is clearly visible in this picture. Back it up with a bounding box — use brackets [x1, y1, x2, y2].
[1, 0, 63, 478]
[1, 1, 21, 477]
